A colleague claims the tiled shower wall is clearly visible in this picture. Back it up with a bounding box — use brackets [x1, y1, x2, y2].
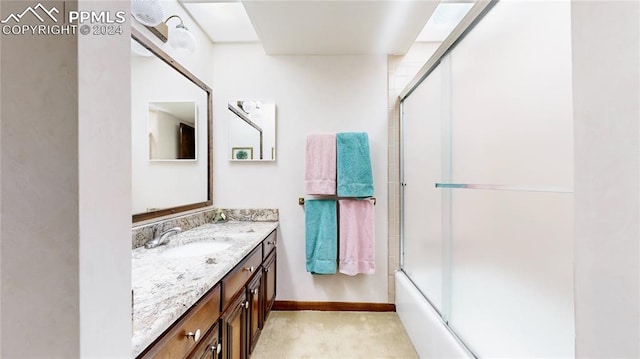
[387, 43, 439, 302]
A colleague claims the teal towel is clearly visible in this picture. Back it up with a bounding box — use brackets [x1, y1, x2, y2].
[336, 132, 374, 197]
[305, 199, 337, 274]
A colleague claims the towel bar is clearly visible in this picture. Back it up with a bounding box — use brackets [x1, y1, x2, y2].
[298, 197, 376, 206]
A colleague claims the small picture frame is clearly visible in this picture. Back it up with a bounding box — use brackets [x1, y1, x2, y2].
[232, 147, 253, 160]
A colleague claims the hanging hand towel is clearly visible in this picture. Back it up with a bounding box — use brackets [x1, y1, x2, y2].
[305, 199, 337, 274]
[338, 199, 375, 275]
[305, 134, 336, 195]
[336, 132, 374, 197]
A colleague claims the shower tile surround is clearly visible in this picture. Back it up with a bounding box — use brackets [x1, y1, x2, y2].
[131, 208, 278, 356]
[132, 208, 279, 249]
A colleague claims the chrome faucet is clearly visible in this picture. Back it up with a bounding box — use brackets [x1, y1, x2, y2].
[144, 227, 182, 249]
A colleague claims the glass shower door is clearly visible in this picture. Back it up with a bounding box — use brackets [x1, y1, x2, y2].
[400, 1, 575, 357]
[401, 65, 445, 313]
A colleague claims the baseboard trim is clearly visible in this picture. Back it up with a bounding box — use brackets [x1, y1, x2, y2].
[273, 301, 396, 312]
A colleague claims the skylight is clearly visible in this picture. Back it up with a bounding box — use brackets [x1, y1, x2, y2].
[180, 1, 259, 43]
[415, 2, 474, 42]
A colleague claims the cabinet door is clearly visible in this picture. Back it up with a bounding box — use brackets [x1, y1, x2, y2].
[263, 252, 276, 324]
[189, 322, 222, 359]
[247, 271, 263, 354]
[222, 292, 247, 359]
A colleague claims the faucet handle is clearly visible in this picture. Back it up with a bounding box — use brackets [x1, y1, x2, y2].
[158, 227, 182, 245]
[163, 227, 182, 235]
[151, 224, 163, 237]
[145, 226, 182, 248]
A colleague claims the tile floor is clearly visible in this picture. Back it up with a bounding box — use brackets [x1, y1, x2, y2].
[251, 311, 419, 359]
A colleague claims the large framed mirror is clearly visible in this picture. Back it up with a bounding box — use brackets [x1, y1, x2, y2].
[131, 28, 212, 223]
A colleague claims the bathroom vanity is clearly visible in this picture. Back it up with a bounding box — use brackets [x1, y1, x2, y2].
[132, 221, 278, 359]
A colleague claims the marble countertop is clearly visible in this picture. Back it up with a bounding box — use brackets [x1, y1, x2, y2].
[131, 221, 279, 357]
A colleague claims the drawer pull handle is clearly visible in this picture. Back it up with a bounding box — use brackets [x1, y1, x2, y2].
[186, 328, 201, 342]
[251, 289, 258, 295]
[210, 342, 222, 355]
[244, 301, 249, 309]
[267, 241, 275, 245]
[244, 266, 254, 273]
[265, 268, 269, 273]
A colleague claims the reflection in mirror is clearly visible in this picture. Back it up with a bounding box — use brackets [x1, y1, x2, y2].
[131, 28, 212, 222]
[228, 100, 276, 161]
[148, 101, 197, 160]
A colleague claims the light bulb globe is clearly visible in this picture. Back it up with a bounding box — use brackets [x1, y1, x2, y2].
[131, 0, 164, 27]
[169, 25, 196, 53]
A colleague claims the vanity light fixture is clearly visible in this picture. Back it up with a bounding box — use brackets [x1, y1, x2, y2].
[238, 100, 261, 115]
[131, 0, 165, 27]
[148, 15, 197, 53]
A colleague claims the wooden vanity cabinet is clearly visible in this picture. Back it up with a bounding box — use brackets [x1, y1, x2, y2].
[247, 270, 263, 354]
[218, 229, 277, 359]
[262, 230, 277, 260]
[189, 322, 222, 359]
[222, 291, 248, 359]
[222, 246, 262, 305]
[262, 250, 276, 325]
[140, 229, 277, 359]
[139, 285, 221, 359]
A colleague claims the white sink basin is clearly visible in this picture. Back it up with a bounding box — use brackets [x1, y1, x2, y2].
[160, 241, 233, 259]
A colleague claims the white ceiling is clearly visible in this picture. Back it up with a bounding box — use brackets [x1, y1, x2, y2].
[242, 0, 440, 55]
[180, 0, 443, 55]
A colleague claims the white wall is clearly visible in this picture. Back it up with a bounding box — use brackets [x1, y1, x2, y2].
[78, 1, 132, 356]
[1, 1, 80, 355]
[0, 0, 132, 356]
[572, 1, 640, 357]
[212, 44, 389, 303]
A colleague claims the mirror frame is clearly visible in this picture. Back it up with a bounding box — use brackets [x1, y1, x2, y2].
[132, 28, 213, 223]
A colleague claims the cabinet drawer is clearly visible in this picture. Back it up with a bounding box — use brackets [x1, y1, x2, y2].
[222, 246, 262, 308]
[189, 322, 221, 359]
[140, 285, 221, 359]
[262, 230, 277, 259]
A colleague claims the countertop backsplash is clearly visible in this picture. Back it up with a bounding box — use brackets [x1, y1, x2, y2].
[132, 208, 279, 249]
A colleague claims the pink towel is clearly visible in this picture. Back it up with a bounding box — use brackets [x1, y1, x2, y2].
[305, 134, 336, 195]
[338, 199, 375, 275]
